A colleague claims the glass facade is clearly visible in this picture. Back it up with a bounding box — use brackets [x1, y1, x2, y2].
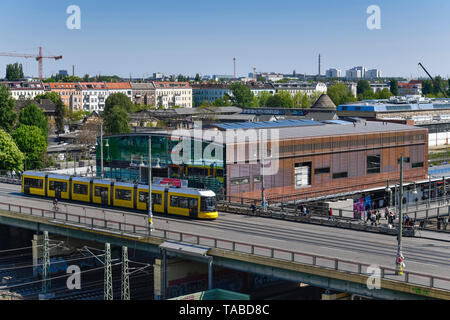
[96, 134, 224, 194]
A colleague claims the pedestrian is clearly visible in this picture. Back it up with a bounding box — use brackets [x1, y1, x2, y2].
[370, 212, 377, 226]
[302, 205, 307, 216]
[328, 208, 333, 221]
[376, 210, 381, 225]
[251, 203, 256, 214]
[12, 170, 15, 178]
[404, 214, 410, 227]
[384, 207, 389, 220]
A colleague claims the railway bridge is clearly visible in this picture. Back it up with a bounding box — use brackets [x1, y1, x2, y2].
[0, 183, 448, 300]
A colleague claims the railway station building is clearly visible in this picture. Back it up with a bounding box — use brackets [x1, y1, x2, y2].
[97, 119, 428, 204]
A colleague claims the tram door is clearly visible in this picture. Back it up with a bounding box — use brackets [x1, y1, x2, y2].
[96, 186, 108, 205]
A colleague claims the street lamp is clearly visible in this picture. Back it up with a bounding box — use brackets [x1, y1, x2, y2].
[147, 136, 153, 233]
[396, 155, 406, 276]
[385, 179, 392, 209]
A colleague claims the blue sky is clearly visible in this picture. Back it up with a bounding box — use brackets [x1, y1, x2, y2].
[1, 0, 450, 78]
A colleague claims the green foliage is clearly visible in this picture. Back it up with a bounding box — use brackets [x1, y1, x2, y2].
[293, 91, 320, 108]
[0, 129, 24, 171]
[104, 106, 130, 134]
[266, 91, 294, 108]
[6, 63, 24, 81]
[0, 85, 17, 133]
[195, 74, 201, 82]
[43, 75, 83, 83]
[19, 103, 48, 138]
[12, 125, 47, 169]
[69, 109, 90, 121]
[257, 91, 273, 108]
[104, 93, 134, 115]
[357, 80, 371, 95]
[389, 79, 399, 96]
[376, 88, 393, 99]
[327, 83, 357, 106]
[34, 92, 66, 132]
[229, 83, 257, 107]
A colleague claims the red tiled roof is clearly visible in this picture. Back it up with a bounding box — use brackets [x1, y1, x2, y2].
[105, 82, 131, 89]
[153, 81, 191, 89]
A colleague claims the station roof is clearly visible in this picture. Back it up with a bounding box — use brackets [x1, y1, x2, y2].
[212, 119, 322, 130]
[338, 101, 450, 112]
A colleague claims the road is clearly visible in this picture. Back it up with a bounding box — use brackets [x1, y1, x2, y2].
[0, 183, 449, 289]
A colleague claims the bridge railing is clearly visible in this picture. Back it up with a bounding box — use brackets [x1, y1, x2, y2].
[1, 199, 449, 293]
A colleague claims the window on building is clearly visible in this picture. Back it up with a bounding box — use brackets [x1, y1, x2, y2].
[333, 172, 348, 179]
[314, 167, 330, 175]
[412, 162, 424, 168]
[367, 155, 381, 174]
[294, 162, 311, 188]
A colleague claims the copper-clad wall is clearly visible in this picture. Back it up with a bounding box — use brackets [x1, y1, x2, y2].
[225, 128, 428, 202]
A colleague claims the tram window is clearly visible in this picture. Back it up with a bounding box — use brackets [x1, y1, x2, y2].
[24, 178, 43, 189]
[115, 189, 132, 201]
[139, 192, 162, 205]
[189, 198, 198, 208]
[179, 197, 189, 208]
[73, 183, 88, 195]
[49, 181, 67, 192]
[201, 197, 216, 212]
[95, 186, 108, 197]
[170, 196, 179, 207]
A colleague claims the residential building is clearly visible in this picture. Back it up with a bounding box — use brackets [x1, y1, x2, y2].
[273, 82, 327, 97]
[398, 82, 422, 96]
[326, 69, 342, 78]
[370, 82, 390, 93]
[78, 82, 109, 112]
[45, 82, 82, 111]
[154, 82, 192, 108]
[3, 81, 45, 100]
[246, 82, 276, 96]
[105, 82, 132, 100]
[153, 73, 165, 80]
[212, 75, 234, 81]
[192, 83, 230, 106]
[366, 69, 382, 79]
[130, 82, 156, 106]
[346, 69, 362, 79]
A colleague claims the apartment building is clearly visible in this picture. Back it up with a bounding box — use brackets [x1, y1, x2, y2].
[3, 81, 45, 100]
[105, 82, 132, 100]
[130, 82, 156, 105]
[44, 82, 82, 111]
[78, 82, 109, 112]
[273, 82, 327, 97]
[154, 82, 192, 108]
[192, 83, 230, 106]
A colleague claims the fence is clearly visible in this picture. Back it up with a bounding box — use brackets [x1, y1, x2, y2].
[0, 200, 449, 292]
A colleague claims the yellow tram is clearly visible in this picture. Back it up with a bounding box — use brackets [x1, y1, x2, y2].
[21, 171, 218, 219]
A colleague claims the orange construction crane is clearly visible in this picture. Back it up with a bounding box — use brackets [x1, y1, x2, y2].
[0, 46, 62, 80]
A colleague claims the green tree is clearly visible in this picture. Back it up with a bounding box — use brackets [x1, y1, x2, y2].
[0, 129, 24, 171]
[357, 80, 371, 95]
[266, 92, 294, 108]
[0, 85, 18, 133]
[258, 91, 273, 108]
[104, 93, 134, 115]
[390, 79, 399, 96]
[34, 92, 67, 133]
[12, 125, 47, 169]
[375, 88, 393, 99]
[104, 106, 131, 134]
[195, 73, 201, 82]
[18, 103, 48, 138]
[229, 83, 256, 107]
[327, 83, 357, 106]
[6, 63, 24, 81]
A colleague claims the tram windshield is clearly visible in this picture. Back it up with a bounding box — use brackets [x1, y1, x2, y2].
[201, 196, 216, 212]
